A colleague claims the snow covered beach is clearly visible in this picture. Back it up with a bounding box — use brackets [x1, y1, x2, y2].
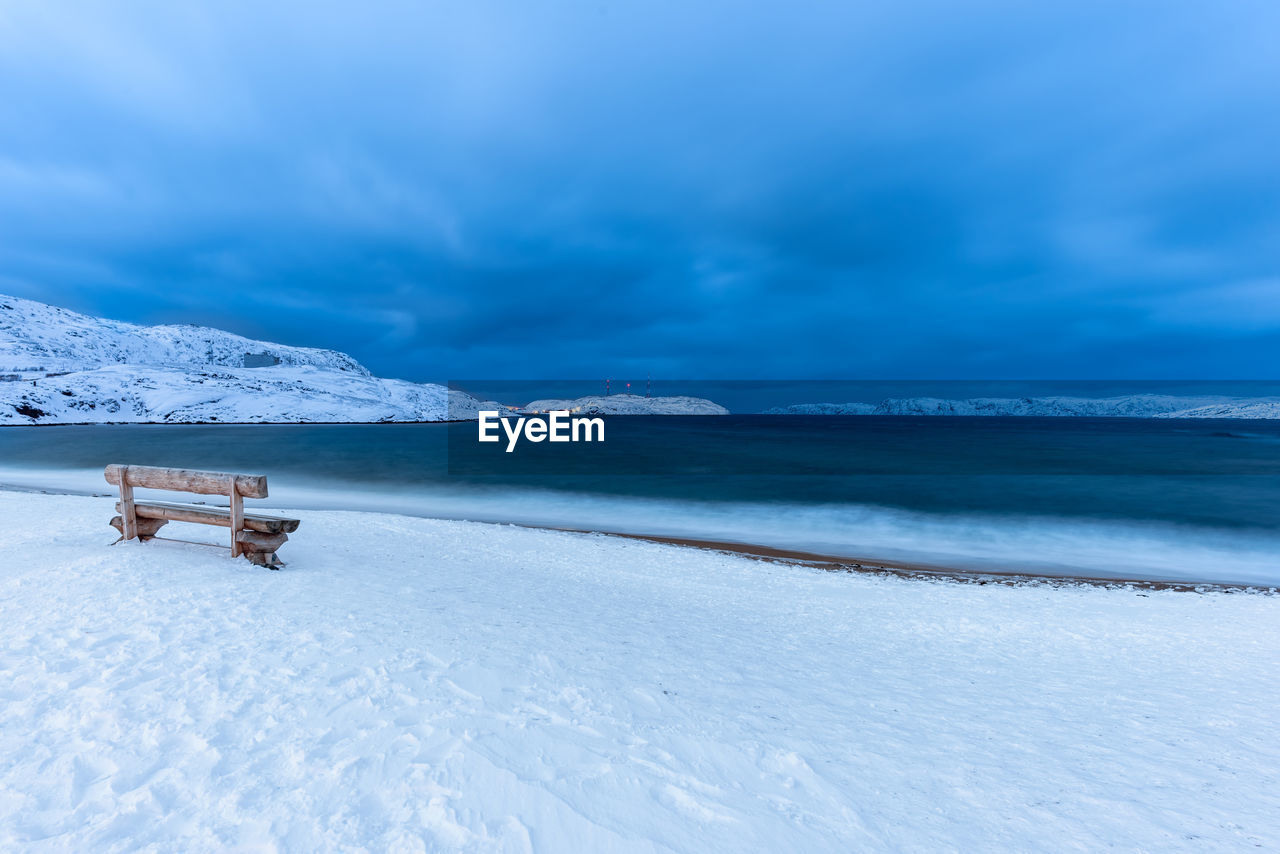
[2, 489, 1278, 851]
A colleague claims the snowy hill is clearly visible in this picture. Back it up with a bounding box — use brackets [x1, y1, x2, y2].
[0, 363, 503, 425]
[523, 393, 729, 415]
[765, 395, 1280, 419]
[0, 294, 367, 376]
[0, 294, 500, 424]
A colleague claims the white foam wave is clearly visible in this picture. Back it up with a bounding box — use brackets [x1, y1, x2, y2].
[8, 465, 1276, 586]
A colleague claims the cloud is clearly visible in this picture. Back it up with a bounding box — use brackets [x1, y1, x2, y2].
[0, 0, 1277, 379]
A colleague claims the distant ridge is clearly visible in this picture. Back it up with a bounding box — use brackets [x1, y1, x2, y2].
[522, 394, 729, 416]
[764, 396, 1280, 419]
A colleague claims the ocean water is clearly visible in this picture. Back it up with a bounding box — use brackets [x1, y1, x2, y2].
[2, 417, 1278, 585]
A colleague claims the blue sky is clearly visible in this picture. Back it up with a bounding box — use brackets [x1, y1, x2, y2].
[1, 1, 1277, 380]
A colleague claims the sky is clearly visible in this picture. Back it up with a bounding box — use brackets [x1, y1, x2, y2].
[0, 0, 1277, 381]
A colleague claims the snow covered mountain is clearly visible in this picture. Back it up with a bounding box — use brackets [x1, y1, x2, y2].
[764, 395, 1280, 418]
[522, 393, 729, 415]
[1, 294, 367, 377]
[0, 294, 499, 424]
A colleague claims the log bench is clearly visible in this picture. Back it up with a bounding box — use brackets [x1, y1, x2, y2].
[105, 464, 300, 568]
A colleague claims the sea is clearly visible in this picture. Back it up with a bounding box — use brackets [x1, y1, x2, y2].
[2, 410, 1278, 586]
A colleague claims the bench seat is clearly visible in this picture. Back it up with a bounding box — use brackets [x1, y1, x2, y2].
[116, 500, 301, 533]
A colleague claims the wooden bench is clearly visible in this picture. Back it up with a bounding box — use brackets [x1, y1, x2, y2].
[105, 464, 300, 568]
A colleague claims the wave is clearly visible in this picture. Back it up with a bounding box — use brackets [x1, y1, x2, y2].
[8, 465, 1277, 587]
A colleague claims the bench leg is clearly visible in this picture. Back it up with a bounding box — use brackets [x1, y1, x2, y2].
[110, 516, 168, 540]
[244, 550, 284, 569]
[119, 468, 138, 541]
[230, 489, 244, 558]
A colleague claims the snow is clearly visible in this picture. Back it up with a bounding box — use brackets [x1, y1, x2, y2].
[0, 363, 520, 425]
[0, 294, 506, 424]
[3, 488, 1279, 851]
[0, 295, 709, 424]
[764, 401, 879, 415]
[0, 293, 367, 376]
[6, 292, 1276, 422]
[765, 395, 1280, 418]
[522, 394, 729, 416]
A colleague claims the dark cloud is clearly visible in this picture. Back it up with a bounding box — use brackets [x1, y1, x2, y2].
[0, 0, 1277, 380]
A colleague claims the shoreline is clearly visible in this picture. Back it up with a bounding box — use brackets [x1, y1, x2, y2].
[542, 526, 1276, 593]
[5, 482, 1271, 593]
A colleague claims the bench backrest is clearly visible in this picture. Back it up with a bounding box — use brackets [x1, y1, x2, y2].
[104, 464, 268, 498]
